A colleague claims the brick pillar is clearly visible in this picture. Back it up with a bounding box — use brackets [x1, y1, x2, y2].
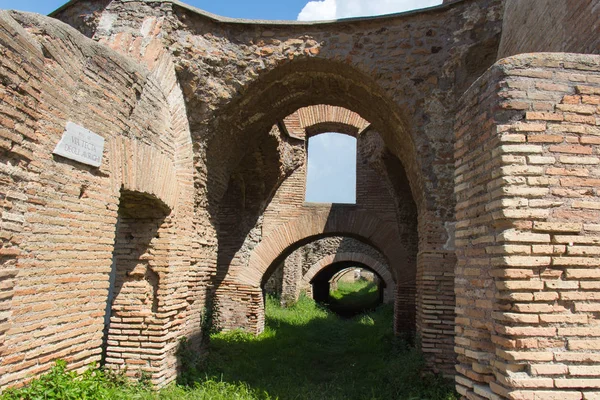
[281, 250, 302, 306]
[213, 285, 265, 335]
[455, 53, 600, 399]
[395, 280, 416, 334]
[416, 213, 457, 376]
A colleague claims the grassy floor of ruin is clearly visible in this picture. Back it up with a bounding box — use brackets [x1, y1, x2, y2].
[1, 285, 457, 400]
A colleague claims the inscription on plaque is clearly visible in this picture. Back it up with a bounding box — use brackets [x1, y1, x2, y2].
[53, 122, 105, 167]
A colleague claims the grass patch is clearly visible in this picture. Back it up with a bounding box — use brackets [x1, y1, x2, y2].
[328, 280, 380, 315]
[1, 296, 457, 400]
[197, 295, 457, 400]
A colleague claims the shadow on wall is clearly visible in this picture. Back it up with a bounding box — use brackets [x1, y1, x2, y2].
[212, 127, 293, 298]
[102, 189, 170, 370]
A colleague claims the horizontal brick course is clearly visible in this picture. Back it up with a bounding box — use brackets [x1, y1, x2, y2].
[456, 52, 600, 400]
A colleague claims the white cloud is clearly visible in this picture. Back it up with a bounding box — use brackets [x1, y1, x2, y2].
[297, 0, 336, 21]
[297, 0, 443, 21]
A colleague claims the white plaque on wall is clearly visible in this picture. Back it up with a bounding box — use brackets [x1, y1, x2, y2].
[53, 122, 105, 167]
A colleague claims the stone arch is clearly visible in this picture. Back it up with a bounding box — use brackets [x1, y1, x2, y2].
[240, 208, 411, 287]
[302, 252, 396, 303]
[203, 57, 426, 213]
[194, 41, 444, 371]
[282, 105, 371, 139]
[330, 268, 357, 287]
[204, 57, 424, 339]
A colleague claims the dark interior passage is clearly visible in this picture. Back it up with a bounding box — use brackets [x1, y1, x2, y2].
[311, 262, 384, 317]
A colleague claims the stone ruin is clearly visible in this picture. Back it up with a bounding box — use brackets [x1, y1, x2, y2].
[0, 0, 599, 398]
[265, 235, 395, 306]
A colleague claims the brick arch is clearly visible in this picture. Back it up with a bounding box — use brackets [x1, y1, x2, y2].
[103, 29, 195, 216]
[303, 253, 393, 285]
[239, 208, 412, 288]
[330, 268, 355, 283]
[302, 252, 396, 303]
[108, 138, 178, 210]
[282, 105, 371, 139]
[203, 57, 426, 213]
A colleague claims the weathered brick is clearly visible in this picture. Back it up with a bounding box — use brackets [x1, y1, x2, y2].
[533, 222, 582, 233]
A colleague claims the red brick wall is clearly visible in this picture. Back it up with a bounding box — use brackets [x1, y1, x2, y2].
[455, 52, 600, 399]
[0, 11, 197, 388]
[498, 0, 600, 59]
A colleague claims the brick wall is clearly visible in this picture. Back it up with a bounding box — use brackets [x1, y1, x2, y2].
[498, 0, 600, 59]
[0, 11, 197, 388]
[63, 0, 504, 377]
[9, 0, 600, 392]
[455, 53, 600, 399]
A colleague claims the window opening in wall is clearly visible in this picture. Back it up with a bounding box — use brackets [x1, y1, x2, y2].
[305, 132, 356, 204]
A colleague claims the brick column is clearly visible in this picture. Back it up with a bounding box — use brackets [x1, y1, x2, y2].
[455, 53, 600, 399]
[416, 213, 457, 376]
[281, 251, 302, 306]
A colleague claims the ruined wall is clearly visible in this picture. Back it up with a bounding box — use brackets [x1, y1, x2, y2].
[498, 0, 600, 60]
[455, 52, 600, 399]
[0, 10, 197, 388]
[214, 117, 416, 334]
[265, 235, 393, 304]
[49, 0, 505, 375]
[11, 0, 598, 391]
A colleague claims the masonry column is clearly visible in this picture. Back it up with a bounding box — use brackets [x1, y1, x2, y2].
[455, 53, 600, 400]
[416, 214, 457, 376]
[280, 250, 302, 306]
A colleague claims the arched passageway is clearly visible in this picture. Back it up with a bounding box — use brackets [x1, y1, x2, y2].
[264, 236, 396, 307]
[302, 252, 395, 304]
[310, 262, 385, 317]
[215, 207, 416, 335]
[203, 57, 444, 370]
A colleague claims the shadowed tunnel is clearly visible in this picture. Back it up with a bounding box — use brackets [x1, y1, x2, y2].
[311, 261, 384, 317]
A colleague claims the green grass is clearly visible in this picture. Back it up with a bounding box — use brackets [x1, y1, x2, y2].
[1, 296, 457, 400]
[192, 296, 457, 400]
[328, 280, 380, 314]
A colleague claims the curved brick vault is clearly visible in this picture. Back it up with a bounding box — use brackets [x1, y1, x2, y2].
[1, 0, 600, 399]
[302, 252, 396, 303]
[204, 57, 429, 211]
[242, 209, 409, 287]
[282, 104, 370, 139]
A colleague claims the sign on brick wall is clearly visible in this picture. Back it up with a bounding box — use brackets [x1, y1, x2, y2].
[53, 122, 105, 167]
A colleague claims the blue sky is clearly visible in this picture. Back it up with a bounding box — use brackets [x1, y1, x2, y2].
[1, 0, 309, 19]
[306, 133, 357, 204]
[2, 0, 443, 23]
[1, 0, 442, 203]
